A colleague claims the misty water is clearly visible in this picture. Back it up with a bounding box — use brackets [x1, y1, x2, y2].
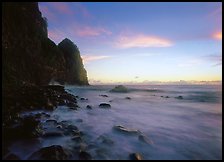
[10, 85, 222, 160]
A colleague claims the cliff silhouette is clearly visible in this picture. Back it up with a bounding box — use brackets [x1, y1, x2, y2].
[2, 2, 89, 87]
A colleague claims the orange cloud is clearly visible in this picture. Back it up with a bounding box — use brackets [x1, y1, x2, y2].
[115, 34, 173, 48]
[76, 26, 112, 37]
[213, 32, 222, 40]
[82, 55, 111, 63]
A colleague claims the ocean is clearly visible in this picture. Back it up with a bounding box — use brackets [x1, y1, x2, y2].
[9, 84, 222, 160]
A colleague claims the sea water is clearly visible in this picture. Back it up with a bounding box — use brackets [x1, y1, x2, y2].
[9, 84, 222, 160]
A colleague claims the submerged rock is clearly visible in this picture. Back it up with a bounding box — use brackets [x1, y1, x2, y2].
[79, 151, 92, 160]
[110, 85, 128, 93]
[86, 105, 92, 109]
[129, 153, 143, 160]
[113, 125, 140, 135]
[80, 97, 88, 101]
[28, 145, 69, 160]
[99, 94, 108, 97]
[138, 134, 153, 145]
[99, 103, 111, 108]
[175, 96, 183, 99]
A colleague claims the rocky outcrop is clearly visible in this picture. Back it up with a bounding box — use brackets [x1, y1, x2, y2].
[2, 2, 88, 87]
[57, 38, 88, 85]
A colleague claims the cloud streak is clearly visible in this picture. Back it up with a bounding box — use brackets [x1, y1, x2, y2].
[76, 26, 112, 37]
[115, 34, 173, 48]
[82, 55, 111, 63]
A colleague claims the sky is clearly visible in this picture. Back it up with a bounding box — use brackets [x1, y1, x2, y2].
[39, 2, 222, 84]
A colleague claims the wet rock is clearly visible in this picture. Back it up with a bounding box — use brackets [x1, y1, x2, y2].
[79, 143, 88, 152]
[129, 153, 142, 160]
[80, 97, 88, 101]
[98, 135, 114, 145]
[113, 125, 140, 135]
[42, 130, 63, 137]
[110, 85, 129, 93]
[99, 95, 108, 97]
[125, 97, 131, 100]
[138, 134, 153, 145]
[99, 103, 111, 108]
[56, 125, 63, 129]
[165, 96, 169, 98]
[28, 145, 69, 160]
[69, 107, 77, 110]
[175, 96, 183, 99]
[76, 119, 83, 123]
[86, 105, 92, 109]
[67, 102, 77, 108]
[46, 119, 57, 124]
[67, 125, 78, 131]
[79, 151, 92, 160]
[3, 153, 21, 160]
[71, 135, 82, 143]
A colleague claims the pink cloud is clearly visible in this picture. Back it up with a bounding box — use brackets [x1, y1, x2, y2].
[51, 2, 74, 15]
[76, 26, 112, 37]
[115, 34, 173, 48]
[82, 55, 111, 63]
[48, 29, 66, 43]
[75, 3, 92, 18]
[39, 5, 57, 22]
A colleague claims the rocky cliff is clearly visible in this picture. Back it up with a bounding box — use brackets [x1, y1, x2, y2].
[2, 2, 88, 87]
[57, 39, 88, 85]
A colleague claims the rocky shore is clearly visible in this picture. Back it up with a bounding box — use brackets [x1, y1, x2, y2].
[2, 85, 90, 160]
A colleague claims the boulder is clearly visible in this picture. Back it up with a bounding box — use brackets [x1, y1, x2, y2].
[113, 125, 140, 135]
[28, 145, 69, 160]
[79, 151, 92, 160]
[129, 153, 142, 160]
[110, 85, 128, 93]
[99, 103, 111, 108]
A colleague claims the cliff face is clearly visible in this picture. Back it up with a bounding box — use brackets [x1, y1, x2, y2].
[2, 2, 88, 87]
[58, 39, 89, 85]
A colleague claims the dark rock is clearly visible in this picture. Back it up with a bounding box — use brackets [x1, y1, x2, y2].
[98, 135, 114, 145]
[76, 119, 83, 123]
[3, 153, 21, 160]
[45, 119, 57, 124]
[99, 94, 108, 97]
[67, 102, 77, 107]
[129, 153, 143, 160]
[165, 96, 169, 98]
[86, 105, 92, 109]
[42, 131, 63, 137]
[138, 134, 153, 145]
[99, 103, 111, 108]
[110, 85, 128, 93]
[71, 135, 82, 143]
[125, 97, 131, 100]
[28, 145, 69, 160]
[79, 151, 92, 160]
[80, 97, 88, 101]
[113, 125, 140, 135]
[175, 96, 183, 99]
